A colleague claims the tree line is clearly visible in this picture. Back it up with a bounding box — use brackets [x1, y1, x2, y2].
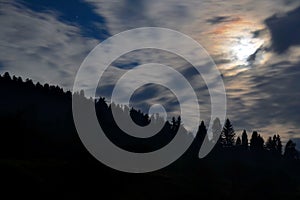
[194, 118, 299, 160]
[0, 72, 299, 161]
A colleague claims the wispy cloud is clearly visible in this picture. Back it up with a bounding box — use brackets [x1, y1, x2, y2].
[0, 0, 99, 88]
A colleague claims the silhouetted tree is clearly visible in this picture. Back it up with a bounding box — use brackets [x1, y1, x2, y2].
[3, 72, 11, 81]
[12, 75, 18, 82]
[44, 83, 49, 91]
[171, 116, 181, 132]
[274, 134, 282, 156]
[220, 119, 235, 147]
[266, 134, 282, 157]
[235, 136, 243, 152]
[79, 89, 85, 97]
[266, 136, 275, 152]
[212, 118, 222, 145]
[36, 82, 43, 90]
[17, 76, 23, 84]
[241, 130, 248, 150]
[250, 131, 258, 152]
[284, 140, 299, 160]
[257, 134, 265, 151]
[236, 136, 241, 146]
[177, 116, 181, 127]
[250, 131, 264, 152]
[171, 117, 176, 129]
[196, 121, 207, 146]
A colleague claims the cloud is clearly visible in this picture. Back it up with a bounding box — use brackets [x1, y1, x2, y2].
[86, 0, 211, 35]
[206, 16, 239, 25]
[224, 58, 300, 142]
[93, 48, 213, 127]
[265, 6, 300, 53]
[0, 1, 99, 89]
[85, 0, 300, 35]
[246, 46, 264, 64]
[81, 0, 300, 140]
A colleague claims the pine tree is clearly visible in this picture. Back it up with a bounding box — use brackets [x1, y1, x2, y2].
[266, 134, 282, 156]
[241, 130, 248, 150]
[236, 136, 242, 146]
[284, 140, 299, 160]
[275, 135, 282, 156]
[221, 119, 235, 147]
[257, 134, 265, 151]
[212, 118, 222, 144]
[250, 131, 264, 152]
[3, 72, 11, 81]
[197, 121, 207, 143]
[190, 121, 207, 156]
[266, 136, 275, 152]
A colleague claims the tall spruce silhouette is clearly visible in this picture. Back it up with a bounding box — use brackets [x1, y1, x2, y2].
[284, 140, 299, 160]
[220, 119, 235, 148]
[241, 130, 248, 150]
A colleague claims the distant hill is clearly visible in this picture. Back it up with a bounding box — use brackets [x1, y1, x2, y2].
[0, 71, 300, 200]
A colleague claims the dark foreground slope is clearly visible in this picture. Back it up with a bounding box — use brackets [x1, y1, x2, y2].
[0, 72, 300, 200]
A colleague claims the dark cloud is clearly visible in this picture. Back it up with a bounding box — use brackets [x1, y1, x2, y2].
[112, 61, 140, 70]
[265, 6, 300, 53]
[206, 16, 238, 24]
[252, 28, 269, 38]
[247, 46, 263, 63]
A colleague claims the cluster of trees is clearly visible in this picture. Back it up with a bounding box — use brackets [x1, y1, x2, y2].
[0, 72, 184, 156]
[0, 72, 68, 94]
[0, 72, 299, 160]
[195, 118, 299, 160]
[2, 72, 300, 199]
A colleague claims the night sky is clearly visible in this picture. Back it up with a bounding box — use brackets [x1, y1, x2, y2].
[1, 0, 300, 145]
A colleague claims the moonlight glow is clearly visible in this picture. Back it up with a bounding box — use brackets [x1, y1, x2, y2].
[230, 37, 264, 65]
[204, 17, 272, 76]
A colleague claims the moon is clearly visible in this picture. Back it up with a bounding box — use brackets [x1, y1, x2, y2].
[230, 36, 264, 66]
[205, 17, 271, 76]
